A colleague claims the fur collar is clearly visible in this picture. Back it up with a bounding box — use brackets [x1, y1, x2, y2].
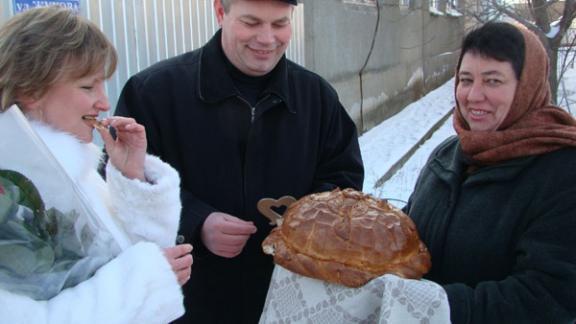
[0, 117, 105, 214]
[29, 120, 103, 182]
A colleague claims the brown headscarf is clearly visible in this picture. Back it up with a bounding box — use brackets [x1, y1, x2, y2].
[453, 24, 576, 165]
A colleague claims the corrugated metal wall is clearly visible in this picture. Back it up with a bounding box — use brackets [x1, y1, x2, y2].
[1, 0, 305, 110]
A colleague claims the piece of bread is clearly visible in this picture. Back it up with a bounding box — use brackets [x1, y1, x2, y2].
[262, 188, 431, 288]
[82, 115, 107, 130]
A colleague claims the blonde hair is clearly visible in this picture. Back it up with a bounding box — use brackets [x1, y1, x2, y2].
[0, 6, 117, 111]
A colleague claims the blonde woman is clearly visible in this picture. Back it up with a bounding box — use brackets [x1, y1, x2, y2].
[0, 7, 191, 323]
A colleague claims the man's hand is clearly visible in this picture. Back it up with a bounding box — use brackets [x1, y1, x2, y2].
[201, 212, 257, 258]
[163, 244, 193, 286]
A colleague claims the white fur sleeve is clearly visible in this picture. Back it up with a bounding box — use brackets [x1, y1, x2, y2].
[0, 242, 184, 324]
[106, 155, 181, 247]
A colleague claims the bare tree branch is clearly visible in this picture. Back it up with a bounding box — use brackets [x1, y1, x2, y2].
[531, 0, 551, 33]
[553, 0, 576, 45]
[489, 0, 541, 34]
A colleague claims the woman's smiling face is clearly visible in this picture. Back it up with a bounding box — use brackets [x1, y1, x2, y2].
[20, 69, 110, 143]
[456, 52, 519, 132]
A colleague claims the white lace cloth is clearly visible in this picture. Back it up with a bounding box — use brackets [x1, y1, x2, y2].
[259, 265, 451, 324]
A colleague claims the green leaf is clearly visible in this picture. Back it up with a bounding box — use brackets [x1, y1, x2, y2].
[0, 170, 46, 219]
[0, 244, 55, 276]
[0, 170, 53, 240]
[0, 194, 15, 224]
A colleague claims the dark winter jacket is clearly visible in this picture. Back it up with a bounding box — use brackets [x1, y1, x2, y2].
[115, 30, 364, 323]
[404, 136, 576, 324]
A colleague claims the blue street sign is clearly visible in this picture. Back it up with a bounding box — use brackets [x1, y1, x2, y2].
[13, 0, 80, 14]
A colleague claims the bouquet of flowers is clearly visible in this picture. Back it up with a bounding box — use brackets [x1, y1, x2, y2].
[0, 106, 117, 300]
[0, 169, 110, 300]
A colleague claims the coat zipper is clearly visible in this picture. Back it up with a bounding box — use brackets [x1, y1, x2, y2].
[237, 95, 271, 217]
[237, 95, 270, 124]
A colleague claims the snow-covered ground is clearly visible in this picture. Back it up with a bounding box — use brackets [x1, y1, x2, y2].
[359, 79, 455, 205]
[360, 56, 576, 207]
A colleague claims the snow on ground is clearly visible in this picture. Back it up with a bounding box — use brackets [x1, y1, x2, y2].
[360, 56, 576, 208]
[370, 116, 455, 206]
[359, 79, 456, 205]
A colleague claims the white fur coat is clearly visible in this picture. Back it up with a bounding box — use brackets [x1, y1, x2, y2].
[0, 110, 185, 324]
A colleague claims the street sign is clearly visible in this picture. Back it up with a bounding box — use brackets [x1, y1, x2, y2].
[13, 0, 80, 14]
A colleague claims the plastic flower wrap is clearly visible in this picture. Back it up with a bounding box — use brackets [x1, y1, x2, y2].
[0, 106, 122, 300]
[0, 169, 110, 299]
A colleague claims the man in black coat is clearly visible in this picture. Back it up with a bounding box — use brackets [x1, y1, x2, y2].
[115, 0, 364, 322]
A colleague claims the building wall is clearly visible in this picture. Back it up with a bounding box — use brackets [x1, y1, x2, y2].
[303, 0, 464, 132]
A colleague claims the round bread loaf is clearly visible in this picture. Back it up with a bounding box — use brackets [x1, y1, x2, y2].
[262, 188, 431, 287]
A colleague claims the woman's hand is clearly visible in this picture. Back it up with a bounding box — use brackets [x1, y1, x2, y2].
[163, 244, 193, 286]
[98, 117, 147, 181]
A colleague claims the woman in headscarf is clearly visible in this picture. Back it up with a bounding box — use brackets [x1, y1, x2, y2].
[404, 22, 576, 323]
[0, 6, 191, 323]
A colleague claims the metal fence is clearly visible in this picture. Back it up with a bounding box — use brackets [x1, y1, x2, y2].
[1, 0, 305, 109]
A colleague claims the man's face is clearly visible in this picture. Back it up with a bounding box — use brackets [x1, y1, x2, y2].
[215, 0, 293, 76]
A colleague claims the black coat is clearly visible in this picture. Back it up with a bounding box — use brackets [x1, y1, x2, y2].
[405, 136, 576, 324]
[115, 30, 364, 323]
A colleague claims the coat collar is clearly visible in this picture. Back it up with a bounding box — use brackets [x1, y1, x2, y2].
[29, 120, 103, 182]
[430, 136, 534, 185]
[0, 107, 103, 216]
[197, 29, 294, 112]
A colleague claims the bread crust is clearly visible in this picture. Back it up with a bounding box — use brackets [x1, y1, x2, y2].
[262, 188, 431, 287]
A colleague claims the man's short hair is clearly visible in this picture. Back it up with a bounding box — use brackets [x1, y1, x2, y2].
[220, 0, 297, 13]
